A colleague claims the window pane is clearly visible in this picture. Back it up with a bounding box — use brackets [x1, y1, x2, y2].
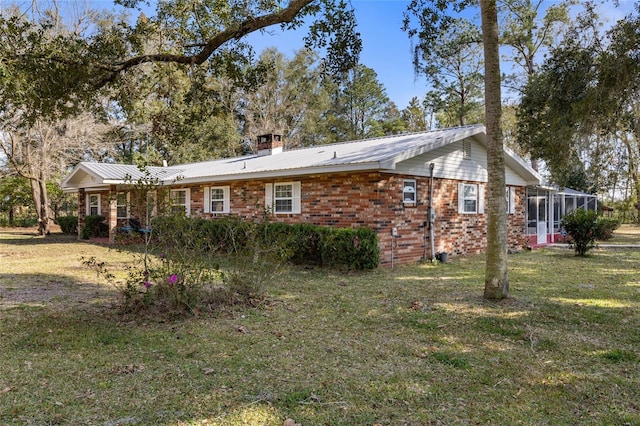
[464, 185, 477, 198]
[211, 189, 224, 200]
[275, 199, 292, 212]
[464, 200, 477, 213]
[212, 201, 224, 212]
[275, 185, 292, 198]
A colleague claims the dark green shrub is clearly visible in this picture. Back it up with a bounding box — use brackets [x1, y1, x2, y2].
[595, 217, 620, 241]
[152, 217, 380, 269]
[561, 209, 598, 256]
[56, 216, 78, 234]
[82, 215, 109, 239]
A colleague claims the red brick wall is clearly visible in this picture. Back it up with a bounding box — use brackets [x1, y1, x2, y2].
[83, 172, 527, 266]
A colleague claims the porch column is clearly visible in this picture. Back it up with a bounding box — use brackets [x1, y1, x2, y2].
[109, 185, 118, 244]
[77, 188, 86, 240]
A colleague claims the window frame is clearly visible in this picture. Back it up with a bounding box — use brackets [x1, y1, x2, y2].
[403, 179, 417, 204]
[170, 188, 191, 216]
[116, 192, 129, 219]
[458, 183, 485, 215]
[265, 182, 301, 214]
[204, 186, 230, 214]
[87, 194, 101, 216]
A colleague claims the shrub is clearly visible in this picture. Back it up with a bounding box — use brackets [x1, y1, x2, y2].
[56, 216, 78, 234]
[81, 215, 109, 239]
[151, 217, 380, 270]
[595, 217, 620, 241]
[561, 209, 598, 256]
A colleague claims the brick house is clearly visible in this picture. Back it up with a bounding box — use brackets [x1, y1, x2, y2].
[62, 125, 543, 266]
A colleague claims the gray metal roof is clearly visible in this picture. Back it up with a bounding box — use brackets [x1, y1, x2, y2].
[174, 125, 487, 183]
[62, 124, 541, 189]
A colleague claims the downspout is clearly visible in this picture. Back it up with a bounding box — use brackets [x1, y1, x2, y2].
[429, 163, 436, 260]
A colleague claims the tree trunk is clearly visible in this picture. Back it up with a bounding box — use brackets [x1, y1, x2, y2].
[481, 0, 509, 299]
[29, 175, 51, 235]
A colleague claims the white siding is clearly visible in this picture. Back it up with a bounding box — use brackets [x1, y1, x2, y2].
[395, 138, 529, 185]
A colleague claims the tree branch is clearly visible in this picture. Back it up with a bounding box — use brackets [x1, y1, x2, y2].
[97, 0, 316, 87]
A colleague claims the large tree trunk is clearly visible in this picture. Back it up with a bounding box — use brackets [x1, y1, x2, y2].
[481, 0, 509, 299]
[29, 174, 52, 235]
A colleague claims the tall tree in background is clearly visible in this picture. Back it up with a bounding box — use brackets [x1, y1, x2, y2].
[0, 114, 112, 234]
[327, 64, 392, 141]
[242, 48, 333, 148]
[401, 97, 428, 132]
[418, 18, 485, 127]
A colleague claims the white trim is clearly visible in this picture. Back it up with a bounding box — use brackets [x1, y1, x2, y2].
[508, 187, 516, 214]
[116, 192, 129, 219]
[170, 188, 191, 216]
[403, 179, 417, 204]
[203, 186, 211, 213]
[270, 182, 301, 214]
[458, 183, 482, 214]
[87, 193, 101, 216]
[265, 183, 273, 212]
[209, 186, 230, 214]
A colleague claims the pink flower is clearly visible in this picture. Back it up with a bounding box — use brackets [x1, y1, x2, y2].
[168, 274, 178, 285]
[144, 281, 151, 289]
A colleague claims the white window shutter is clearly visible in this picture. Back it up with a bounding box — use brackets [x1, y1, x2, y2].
[203, 186, 210, 213]
[126, 192, 131, 218]
[509, 187, 516, 214]
[223, 186, 230, 213]
[458, 183, 465, 214]
[478, 184, 485, 214]
[292, 182, 301, 214]
[265, 183, 273, 211]
[184, 189, 191, 217]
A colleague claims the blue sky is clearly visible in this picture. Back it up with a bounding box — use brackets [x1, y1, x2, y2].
[85, 0, 636, 109]
[247, 0, 426, 109]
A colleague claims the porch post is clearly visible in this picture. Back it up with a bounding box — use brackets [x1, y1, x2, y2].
[108, 185, 118, 244]
[77, 188, 86, 240]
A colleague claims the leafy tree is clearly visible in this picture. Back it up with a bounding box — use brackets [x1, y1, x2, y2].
[0, 175, 33, 225]
[242, 48, 333, 149]
[0, 0, 362, 122]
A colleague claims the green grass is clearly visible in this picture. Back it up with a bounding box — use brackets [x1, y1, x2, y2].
[1, 228, 640, 425]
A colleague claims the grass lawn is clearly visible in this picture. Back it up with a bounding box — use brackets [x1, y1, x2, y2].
[1, 226, 639, 425]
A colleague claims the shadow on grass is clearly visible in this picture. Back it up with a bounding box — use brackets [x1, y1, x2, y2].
[0, 272, 116, 312]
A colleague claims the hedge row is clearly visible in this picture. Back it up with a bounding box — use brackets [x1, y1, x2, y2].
[151, 216, 380, 270]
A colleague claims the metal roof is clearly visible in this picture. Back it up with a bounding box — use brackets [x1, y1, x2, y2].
[62, 125, 541, 190]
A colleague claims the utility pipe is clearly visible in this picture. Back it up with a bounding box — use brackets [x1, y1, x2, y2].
[429, 163, 436, 260]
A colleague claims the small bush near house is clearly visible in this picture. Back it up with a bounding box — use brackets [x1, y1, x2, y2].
[81, 215, 109, 239]
[55, 216, 78, 234]
[561, 209, 598, 256]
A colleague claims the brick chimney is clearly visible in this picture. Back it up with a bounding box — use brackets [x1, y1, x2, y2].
[257, 134, 283, 156]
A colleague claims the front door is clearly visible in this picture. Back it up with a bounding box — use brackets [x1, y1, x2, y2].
[537, 196, 547, 245]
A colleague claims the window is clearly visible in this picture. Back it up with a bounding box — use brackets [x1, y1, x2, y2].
[458, 183, 485, 214]
[170, 189, 190, 216]
[204, 186, 230, 214]
[116, 193, 129, 219]
[87, 194, 100, 216]
[506, 187, 516, 214]
[265, 182, 301, 214]
[403, 179, 417, 204]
